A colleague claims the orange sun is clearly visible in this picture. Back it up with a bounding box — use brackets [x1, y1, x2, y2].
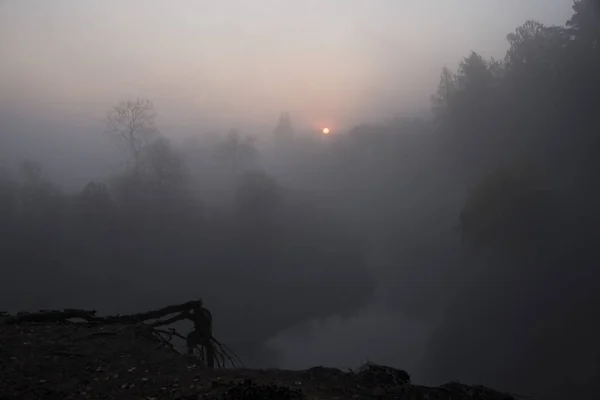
[322, 128, 330, 135]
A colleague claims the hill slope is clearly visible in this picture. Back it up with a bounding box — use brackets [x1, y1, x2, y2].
[0, 311, 517, 400]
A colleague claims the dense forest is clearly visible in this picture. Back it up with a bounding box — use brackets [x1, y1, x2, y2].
[1, 1, 599, 399]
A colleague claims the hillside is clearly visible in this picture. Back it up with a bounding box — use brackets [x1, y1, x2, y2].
[0, 308, 518, 400]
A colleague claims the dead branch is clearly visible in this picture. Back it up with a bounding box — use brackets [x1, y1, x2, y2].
[106, 299, 203, 323]
[1, 300, 242, 369]
[155, 328, 187, 341]
[149, 312, 188, 328]
[1, 301, 203, 325]
[152, 328, 177, 351]
[3, 309, 98, 324]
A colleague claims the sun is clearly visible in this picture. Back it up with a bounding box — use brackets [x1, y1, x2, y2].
[322, 128, 330, 135]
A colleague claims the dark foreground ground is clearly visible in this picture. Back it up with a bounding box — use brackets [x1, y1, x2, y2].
[0, 314, 518, 400]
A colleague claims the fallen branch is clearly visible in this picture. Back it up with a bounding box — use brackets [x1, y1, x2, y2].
[3, 309, 98, 324]
[1, 300, 243, 369]
[152, 328, 177, 351]
[107, 300, 203, 323]
[1, 301, 203, 325]
[156, 328, 187, 342]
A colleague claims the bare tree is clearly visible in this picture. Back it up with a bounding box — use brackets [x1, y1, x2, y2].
[106, 99, 158, 172]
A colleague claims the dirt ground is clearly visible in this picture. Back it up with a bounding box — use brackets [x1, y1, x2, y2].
[0, 317, 518, 400]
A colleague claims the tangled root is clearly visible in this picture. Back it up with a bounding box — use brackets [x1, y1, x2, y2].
[194, 337, 244, 368]
[153, 328, 242, 368]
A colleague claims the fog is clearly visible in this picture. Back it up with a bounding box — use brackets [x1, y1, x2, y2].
[1, 1, 598, 399]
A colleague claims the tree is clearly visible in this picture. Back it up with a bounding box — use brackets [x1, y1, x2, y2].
[18, 161, 60, 205]
[458, 164, 554, 252]
[431, 66, 456, 120]
[214, 130, 258, 175]
[273, 112, 294, 144]
[505, 21, 570, 88]
[0, 168, 16, 227]
[141, 137, 189, 198]
[568, 0, 600, 48]
[106, 99, 158, 173]
[506, 20, 550, 65]
[432, 52, 505, 175]
[232, 170, 284, 265]
[455, 52, 495, 92]
[79, 181, 113, 215]
[234, 170, 282, 223]
[15, 161, 63, 235]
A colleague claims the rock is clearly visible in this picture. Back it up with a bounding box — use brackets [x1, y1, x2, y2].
[355, 362, 411, 387]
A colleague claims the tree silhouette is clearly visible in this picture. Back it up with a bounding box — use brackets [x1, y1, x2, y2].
[0, 168, 16, 227]
[214, 130, 258, 175]
[431, 66, 456, 121]
[234, 170, 281, 224]
[425, 9, 600, 396]
[141, 137, 189, 196]
[106, 99, 158, 173]
[273, 112, 294, 145]
[458, 164, 553, 252]
[568, 0, 600, 47]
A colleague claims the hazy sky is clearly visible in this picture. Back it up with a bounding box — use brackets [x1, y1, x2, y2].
[0, 0, 574, 135]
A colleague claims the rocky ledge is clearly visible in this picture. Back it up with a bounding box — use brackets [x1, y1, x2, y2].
[0, 309, 518, 400]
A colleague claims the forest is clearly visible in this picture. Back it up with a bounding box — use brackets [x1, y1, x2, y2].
[1, 1, 599, 399]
